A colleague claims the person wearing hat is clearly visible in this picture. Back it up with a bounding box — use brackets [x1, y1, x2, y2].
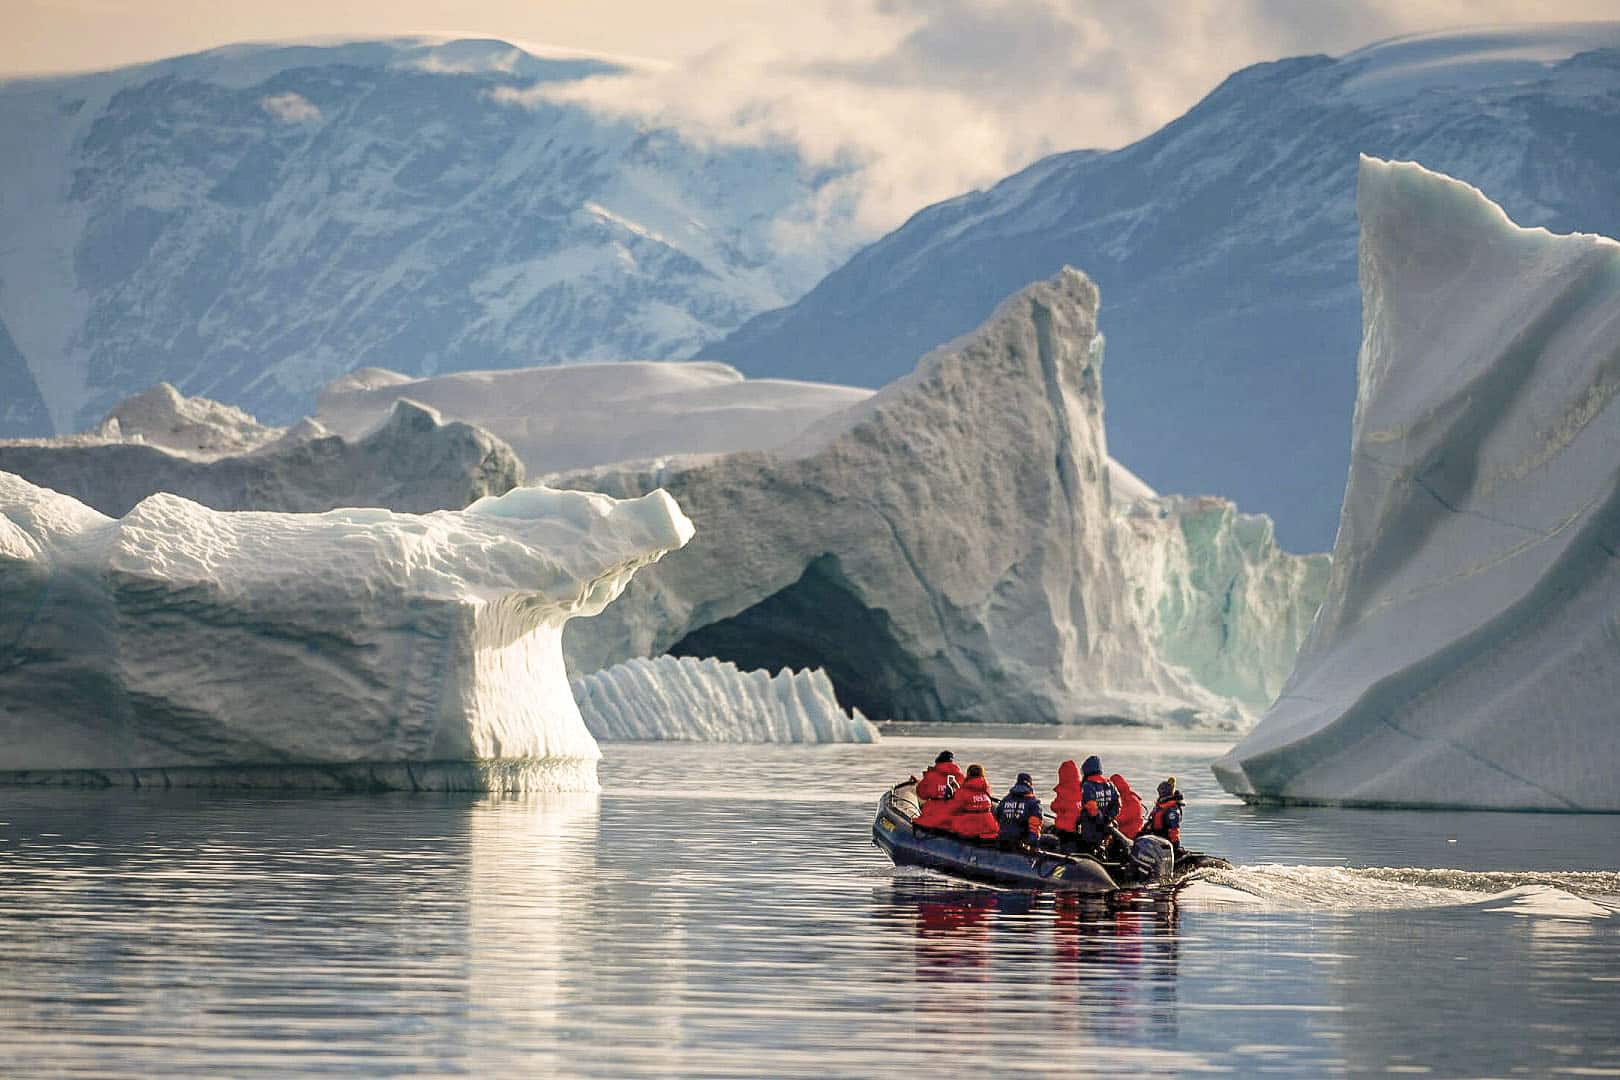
[913, 750, 965, 831]
[995, 771, 1044, 850]
[1077, 755, 1121, 856]
[1145, 777, 1186, 856]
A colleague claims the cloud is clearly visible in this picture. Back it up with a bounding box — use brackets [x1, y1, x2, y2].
[483, 0, 1620, 239]
[260, 91, 322, 123]
[20, 0, 1608, 239]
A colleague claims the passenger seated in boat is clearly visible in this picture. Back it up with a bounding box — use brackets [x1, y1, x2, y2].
[913, 751, 964, 831]
[1077, 756, 1121, 856]
[1111, 773, 1145, 841]
[1145, 777, 1186, 856]
[995, 772, 1044, 850]
[1049, 760, 1084, 848]
[947, 764, 1001, 843]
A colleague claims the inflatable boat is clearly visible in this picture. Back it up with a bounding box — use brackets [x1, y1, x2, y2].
[872, 780, 1229, 893]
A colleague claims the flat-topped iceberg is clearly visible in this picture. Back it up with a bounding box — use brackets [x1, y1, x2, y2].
[1213, 158, 1620, 810]
[318, 362, 871, 473]
[575, 655, 878, 743]
[0, 474, 693, 790]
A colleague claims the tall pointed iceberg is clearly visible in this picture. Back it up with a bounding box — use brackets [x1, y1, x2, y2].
[1213, 157, 1620, 810]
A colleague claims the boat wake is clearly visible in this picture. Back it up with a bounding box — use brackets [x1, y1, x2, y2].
[1180, 865, 1620, 918]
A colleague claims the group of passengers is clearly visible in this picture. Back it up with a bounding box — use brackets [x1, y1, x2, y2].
[912, 750, 1185, 859]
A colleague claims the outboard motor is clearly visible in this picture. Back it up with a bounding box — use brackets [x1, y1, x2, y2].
[1129, 834, 1174, 883]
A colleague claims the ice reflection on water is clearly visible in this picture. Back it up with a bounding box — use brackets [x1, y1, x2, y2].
[0, 731, 1617, 1077]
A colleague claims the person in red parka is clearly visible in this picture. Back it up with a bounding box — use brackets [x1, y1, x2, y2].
[913, 750, 964, 831]
[1111, 774, 1145, 840]
[1051, 759, 1084, 838]
[948, 764, 1001, 842]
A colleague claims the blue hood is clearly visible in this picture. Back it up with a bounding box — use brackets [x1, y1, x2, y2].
[1081, 755, 1102, 776]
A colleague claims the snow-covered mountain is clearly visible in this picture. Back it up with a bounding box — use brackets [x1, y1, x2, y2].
[1213, 158, 1620, 811]
[705, 25, 1620, 551]
[0, 37, 863, 437]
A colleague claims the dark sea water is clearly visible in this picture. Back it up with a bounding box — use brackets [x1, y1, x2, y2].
[1, 729, 1617, 1078]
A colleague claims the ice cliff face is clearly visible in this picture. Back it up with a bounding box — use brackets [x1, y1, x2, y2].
[707, 26, 1620, 551]
[0, 386, 521, 515]
[316, 361, 870, 473]
[574, 655, 878, 743]
[552, 269, 1322, 726]
[0, 37, 862, 437]
[1119, 495, 1330, 716]
[1212, 158, 1620, 811]
[0, 474, 693, 789]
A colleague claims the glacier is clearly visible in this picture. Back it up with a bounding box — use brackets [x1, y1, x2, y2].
[707, 25, 1620, 551]
[550, 269, 1326, 727]
[0, 384, 522, 516]
[574, 656, 878, 743]
[1212, 158, 1620, 811]
[0, 474, 693, 790]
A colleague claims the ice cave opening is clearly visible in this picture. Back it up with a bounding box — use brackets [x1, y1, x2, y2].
[664, 554, 937, 722]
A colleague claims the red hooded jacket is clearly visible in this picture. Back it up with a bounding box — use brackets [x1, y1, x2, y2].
[1051, 760, 1084, 833]
[1111, 774, 1144, 840]
[916, 761, 964, 801]
[913, 761, 965, 830]
[947, 775, 1001, 841]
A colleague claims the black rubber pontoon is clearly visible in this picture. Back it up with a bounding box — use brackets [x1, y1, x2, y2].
[872, 781, 1228, 893]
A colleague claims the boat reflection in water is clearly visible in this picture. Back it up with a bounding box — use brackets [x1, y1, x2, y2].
[880, 881, 1182, 1045]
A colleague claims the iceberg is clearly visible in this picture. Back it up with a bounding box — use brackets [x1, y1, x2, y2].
[1119, 494, 1330, 716]
[0, 386, 523, 515]
[317, 362, 871, 474]
[553, 269, 1325, 726]
[0, 474, 693, 790]
[1213, 158, 1620, 810]
[574, 655, 879, 743]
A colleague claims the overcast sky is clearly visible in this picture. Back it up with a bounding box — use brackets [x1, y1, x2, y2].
[10, 1, 1618, 231]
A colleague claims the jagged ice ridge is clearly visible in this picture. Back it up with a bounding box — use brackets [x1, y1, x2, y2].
[574, 655, 878, 743]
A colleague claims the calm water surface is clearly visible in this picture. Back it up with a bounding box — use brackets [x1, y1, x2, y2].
[2, 729, 1618, 1077]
